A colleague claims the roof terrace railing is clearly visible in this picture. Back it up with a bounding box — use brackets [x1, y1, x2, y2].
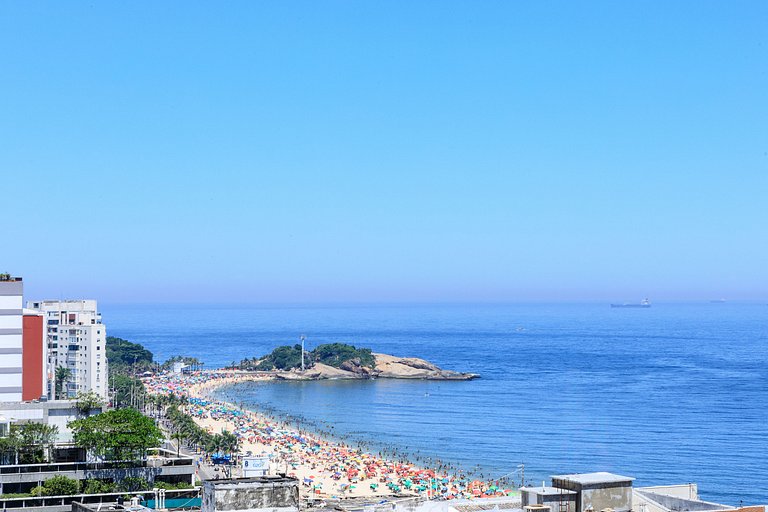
[0, 487, 201, 511]
[0, 456, 193, 476]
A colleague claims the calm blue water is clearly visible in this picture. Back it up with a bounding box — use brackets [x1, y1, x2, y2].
[103, 302, 768, 505]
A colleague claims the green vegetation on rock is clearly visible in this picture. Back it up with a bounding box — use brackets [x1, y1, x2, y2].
[239, 342, 375, 371]
[313, 343, 375, 368]
[106, 336, 154, 370]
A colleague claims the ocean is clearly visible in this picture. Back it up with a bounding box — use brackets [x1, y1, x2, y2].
[102, 302, 768, 505]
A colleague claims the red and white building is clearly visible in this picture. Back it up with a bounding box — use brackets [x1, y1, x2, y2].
[0, 277, 47, 402]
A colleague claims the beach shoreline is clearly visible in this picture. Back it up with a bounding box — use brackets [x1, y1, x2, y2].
[144, 370, 515, 501]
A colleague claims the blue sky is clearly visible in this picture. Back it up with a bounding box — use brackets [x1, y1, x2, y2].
[1, 1, 766, 303]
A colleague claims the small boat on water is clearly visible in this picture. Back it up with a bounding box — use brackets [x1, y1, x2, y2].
[611, 298, 651, 308]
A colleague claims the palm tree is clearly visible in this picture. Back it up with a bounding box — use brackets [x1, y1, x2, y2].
[188, 428, 207, 453]
[171, 424, 192, 458]
[55, 366, 72, 400]
[206, 433, 226, 458]
[221, 430, 239, 458]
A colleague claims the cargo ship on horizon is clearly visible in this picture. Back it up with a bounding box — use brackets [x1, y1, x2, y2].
[611, 298, 651, 308]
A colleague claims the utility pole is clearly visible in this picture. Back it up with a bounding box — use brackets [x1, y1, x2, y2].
[300, 335, 306, 372]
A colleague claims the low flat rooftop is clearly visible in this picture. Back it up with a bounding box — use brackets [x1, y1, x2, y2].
[206, 476, 298, 485]
[451, 496, 523, 512]
[551, 472, 635, 485]
[521, 486, 577, 496]
[72, 503, 151, 512]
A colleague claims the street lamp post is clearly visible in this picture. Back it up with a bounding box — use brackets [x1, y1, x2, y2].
[300, 335, 306, 372]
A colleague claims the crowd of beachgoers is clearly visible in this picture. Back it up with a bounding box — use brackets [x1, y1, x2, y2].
[142, 370, 517, 501]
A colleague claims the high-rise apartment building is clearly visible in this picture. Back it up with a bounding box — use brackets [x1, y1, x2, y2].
[27, 300, 109, 400]
[0, 277, 24, 401]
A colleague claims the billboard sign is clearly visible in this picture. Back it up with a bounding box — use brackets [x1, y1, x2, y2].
[243, 456, 270, 477]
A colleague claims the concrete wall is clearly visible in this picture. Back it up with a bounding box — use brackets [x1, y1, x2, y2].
[637, 485, 699, 501]
[633, 490, 731, 512]
[202, 477, 299, 512]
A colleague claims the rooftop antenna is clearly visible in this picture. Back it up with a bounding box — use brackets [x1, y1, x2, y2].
[300, 335, 306, 372]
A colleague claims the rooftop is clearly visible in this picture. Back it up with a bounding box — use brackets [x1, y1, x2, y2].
[73, 503, 151, 512]
[551, 472, 635, 485]
[205, 476, 298, 486]
[521, 486, 577, 496]
[451, 496, 524, 512]
[36, 299, 96, 304]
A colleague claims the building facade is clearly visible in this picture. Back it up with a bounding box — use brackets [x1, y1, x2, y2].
[22, 308, 45, 400]
[0, 278, 23, 402]
[27, 300, 108, 400]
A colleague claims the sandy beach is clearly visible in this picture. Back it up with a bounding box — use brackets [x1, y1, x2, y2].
[144, 371, 516, 501]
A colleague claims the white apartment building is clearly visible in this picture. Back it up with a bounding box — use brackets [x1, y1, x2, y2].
[26, 300, 108, 400]
[0, 278, 23, 402]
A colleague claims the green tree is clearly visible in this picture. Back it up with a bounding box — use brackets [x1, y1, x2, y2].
[0, 431, 20, 465]
[74, 390, 105, 417]
[69, 408, 163, 461]
[83, 479, 116, 494]
[6, 422, 59, 463]
[117, 476, 149, 492]
[33, 475, 80, 496]
[55, 366, 72, 400]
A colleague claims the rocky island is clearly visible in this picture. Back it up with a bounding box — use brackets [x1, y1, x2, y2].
[236, 343, 478, 381]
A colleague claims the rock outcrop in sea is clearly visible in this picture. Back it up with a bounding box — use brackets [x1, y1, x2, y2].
[273, 352, 478, 381]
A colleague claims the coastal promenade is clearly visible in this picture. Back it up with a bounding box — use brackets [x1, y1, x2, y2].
[143, 370, 515, 501]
